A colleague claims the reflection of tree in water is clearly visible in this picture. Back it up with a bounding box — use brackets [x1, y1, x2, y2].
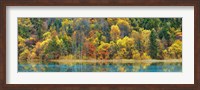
[18, 60, 182, 72]
[145, 62, 182, 72]
[162, 62, 182, 72]
[131, 62, 152, 72]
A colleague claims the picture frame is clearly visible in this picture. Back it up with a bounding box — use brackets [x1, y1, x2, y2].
[0, 0, 199, 90]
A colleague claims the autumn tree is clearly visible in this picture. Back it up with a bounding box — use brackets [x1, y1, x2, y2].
[60, 32, 72, 56]
[140, 29, 151, 53]
[18, 18, 182, 61]
[72, 18, 90, 59]
[97, 42, 111, 60]
[117, 19, 131, 37]
[168, 40, 182, 59]
[110, 25, 121, 41]
[61, 18, 73, 36]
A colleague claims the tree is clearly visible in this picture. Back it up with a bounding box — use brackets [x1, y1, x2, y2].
[60, 32, 72, 56]
[116, 36, 135, 59]
[61, 18, 74, 36]
[109, 41, 118, 59]
[83, 41, 96, 59]
[30, 18, 43, 39]
[18, 18, 182, 61]
[110, 25, 121, 41]
[117, 19, 131, 37]
[45, 36, 64, 60]
[140, 30, 151, 53]
[18, 35, 26, 57]
[97, 42, 111, 60]
[19, 48, 30, 60]
[73, 18, 90, 59]
[149, 29, 158, 59]
[159, 29, 170, 47]
[132, 50, 141, 60]
[131, 30, 141, 52]
[168, 40, 182, 59]
[18, 18, 32, 38]
[140, 18, 161, 30]
[140, 53, 151, 60]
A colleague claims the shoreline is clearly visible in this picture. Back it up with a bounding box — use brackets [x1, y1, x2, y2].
[49, 59, 182, 63]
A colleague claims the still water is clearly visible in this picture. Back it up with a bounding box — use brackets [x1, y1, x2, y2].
[18, 60, 182, 72]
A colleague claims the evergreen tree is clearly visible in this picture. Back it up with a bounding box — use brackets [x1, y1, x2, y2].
[30, 18, 43, 39]
[149, 29, 158, 59]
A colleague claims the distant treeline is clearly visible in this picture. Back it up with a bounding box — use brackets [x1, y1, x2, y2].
[18, 18, 182, 61]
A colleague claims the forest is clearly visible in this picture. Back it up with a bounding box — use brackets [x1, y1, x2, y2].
[18, 18, 182, 61]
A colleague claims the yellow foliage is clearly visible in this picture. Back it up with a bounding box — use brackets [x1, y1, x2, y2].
[51, 30, 57, 36]
[60, 54, 75, 60]
[176, 32, 182, 37]
[18, 35, 25, 43]
[168, 40, 182, 59]
[157, 39, 165, 50]
[17, 18, 182, 61]
[141, 30, 151, 39]
[40, 39, 51, 48]
[125, 37, 135, 48]
[162, 40, 182, 59]
[107, 18, 117, 25]
[131, 30, 140, 41]
[55, 36, 63, 46]
[141, 53, 151, 60]
[118, 66, 126, 72]
[63, 32, 72, 42]
[141, 30, 151, 51]
[18, 43, 25, 48]
[35, 42, 41, 49]
[19, 49, 30, 60]
[62, 19, 69, 26]
[98, 42, 111, 51]
[90, 24, 95, 30]
[29, 37, 36, 41]
[43, 31, 51, 39]
[162, 49, 170, 59]
[18, 35, 25, 47]
[18, 18, 32, 27]
[116, 36, 134, 48]
[132, 50, 141, 60]
[101, 36, 107, 42]
[110, 25, 121, 41]
[116, 39, 125, 47]
[117, 19, 130, 29]
[110, 41, 115, 46]
[97, 42, 111, 59]
[32, 48, 36, 53]
[117, 48, 127, 59]
[30, 52, 37, 59]
[92, 38, 98, 45]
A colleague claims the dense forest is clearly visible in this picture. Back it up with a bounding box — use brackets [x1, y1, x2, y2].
[18, 18, 182, 61]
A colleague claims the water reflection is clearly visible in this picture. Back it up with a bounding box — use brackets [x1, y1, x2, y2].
[18, 60, 182, 72]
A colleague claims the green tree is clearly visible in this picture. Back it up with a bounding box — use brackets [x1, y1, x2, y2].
[30, 18, 43, 39]
[18, 18, 32, 38]
[45, 36, 63, 60]
[149, 29, 158, 59]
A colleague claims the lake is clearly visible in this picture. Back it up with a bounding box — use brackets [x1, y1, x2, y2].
[18, 60, 182, 72]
